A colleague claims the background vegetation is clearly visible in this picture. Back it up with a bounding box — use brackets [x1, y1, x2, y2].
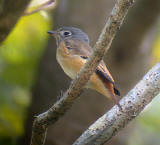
[0, 12, 51, 144]
[0, 0, 159, 145]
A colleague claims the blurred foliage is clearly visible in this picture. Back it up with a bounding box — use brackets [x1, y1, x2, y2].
[128, 95, 160, 145]
[152, 21, 160, 64]
[0, 11, 51, 143]
[128, 20, 160, 145]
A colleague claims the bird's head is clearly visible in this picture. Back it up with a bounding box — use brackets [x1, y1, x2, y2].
[48, 26, 89, 46]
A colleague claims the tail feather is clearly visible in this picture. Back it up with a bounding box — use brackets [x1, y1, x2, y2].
[114, 87, 120, 96]
[96, 69, 120, 96]
[105, 82, 122, 110]
[96, 69, 121, 109]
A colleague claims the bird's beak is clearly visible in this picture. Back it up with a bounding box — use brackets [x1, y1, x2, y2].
[47, 31, 57, 36]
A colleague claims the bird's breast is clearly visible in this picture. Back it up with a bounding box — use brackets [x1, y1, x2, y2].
[56, 50, 83, 79]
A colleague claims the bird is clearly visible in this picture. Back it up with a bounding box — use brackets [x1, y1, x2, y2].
[48, 26, 121, 109]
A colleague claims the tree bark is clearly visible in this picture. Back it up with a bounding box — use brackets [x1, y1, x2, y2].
[73, 63, 160, 145]
[21, 0, 160, 145]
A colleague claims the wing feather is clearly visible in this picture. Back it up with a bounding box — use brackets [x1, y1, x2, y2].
[64, 39, 120, 96]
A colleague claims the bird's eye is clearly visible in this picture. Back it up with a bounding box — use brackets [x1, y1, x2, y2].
[61, 31, 72, 37]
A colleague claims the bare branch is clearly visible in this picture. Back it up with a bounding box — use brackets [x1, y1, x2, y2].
[30, 0, 135, 145]
[24, 0, 56, 16]
[73, 63, 160, 145]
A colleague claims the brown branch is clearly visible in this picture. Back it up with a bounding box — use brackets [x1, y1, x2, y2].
[73, 63, 160, 145]
[30, 0, 135, 145]
[0, 0, 31, 44]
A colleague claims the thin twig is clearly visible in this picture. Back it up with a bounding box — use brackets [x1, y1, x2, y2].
[73, 63, 160, 145]
[30, 0, 135, 145]
[24, 0, 55, 16]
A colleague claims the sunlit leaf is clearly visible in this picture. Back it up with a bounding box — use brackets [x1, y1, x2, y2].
[0, 12, 51, 138]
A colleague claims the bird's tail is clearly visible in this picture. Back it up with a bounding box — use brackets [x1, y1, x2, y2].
[105, 82, 122, 110]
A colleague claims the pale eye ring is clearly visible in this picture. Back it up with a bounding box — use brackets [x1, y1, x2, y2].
[61, 31, 72, 37]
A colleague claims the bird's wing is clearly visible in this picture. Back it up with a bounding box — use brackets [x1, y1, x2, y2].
[64, 39, 120, 96]
[64, 39, 92, 56]
[97, 61, 120, 96]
